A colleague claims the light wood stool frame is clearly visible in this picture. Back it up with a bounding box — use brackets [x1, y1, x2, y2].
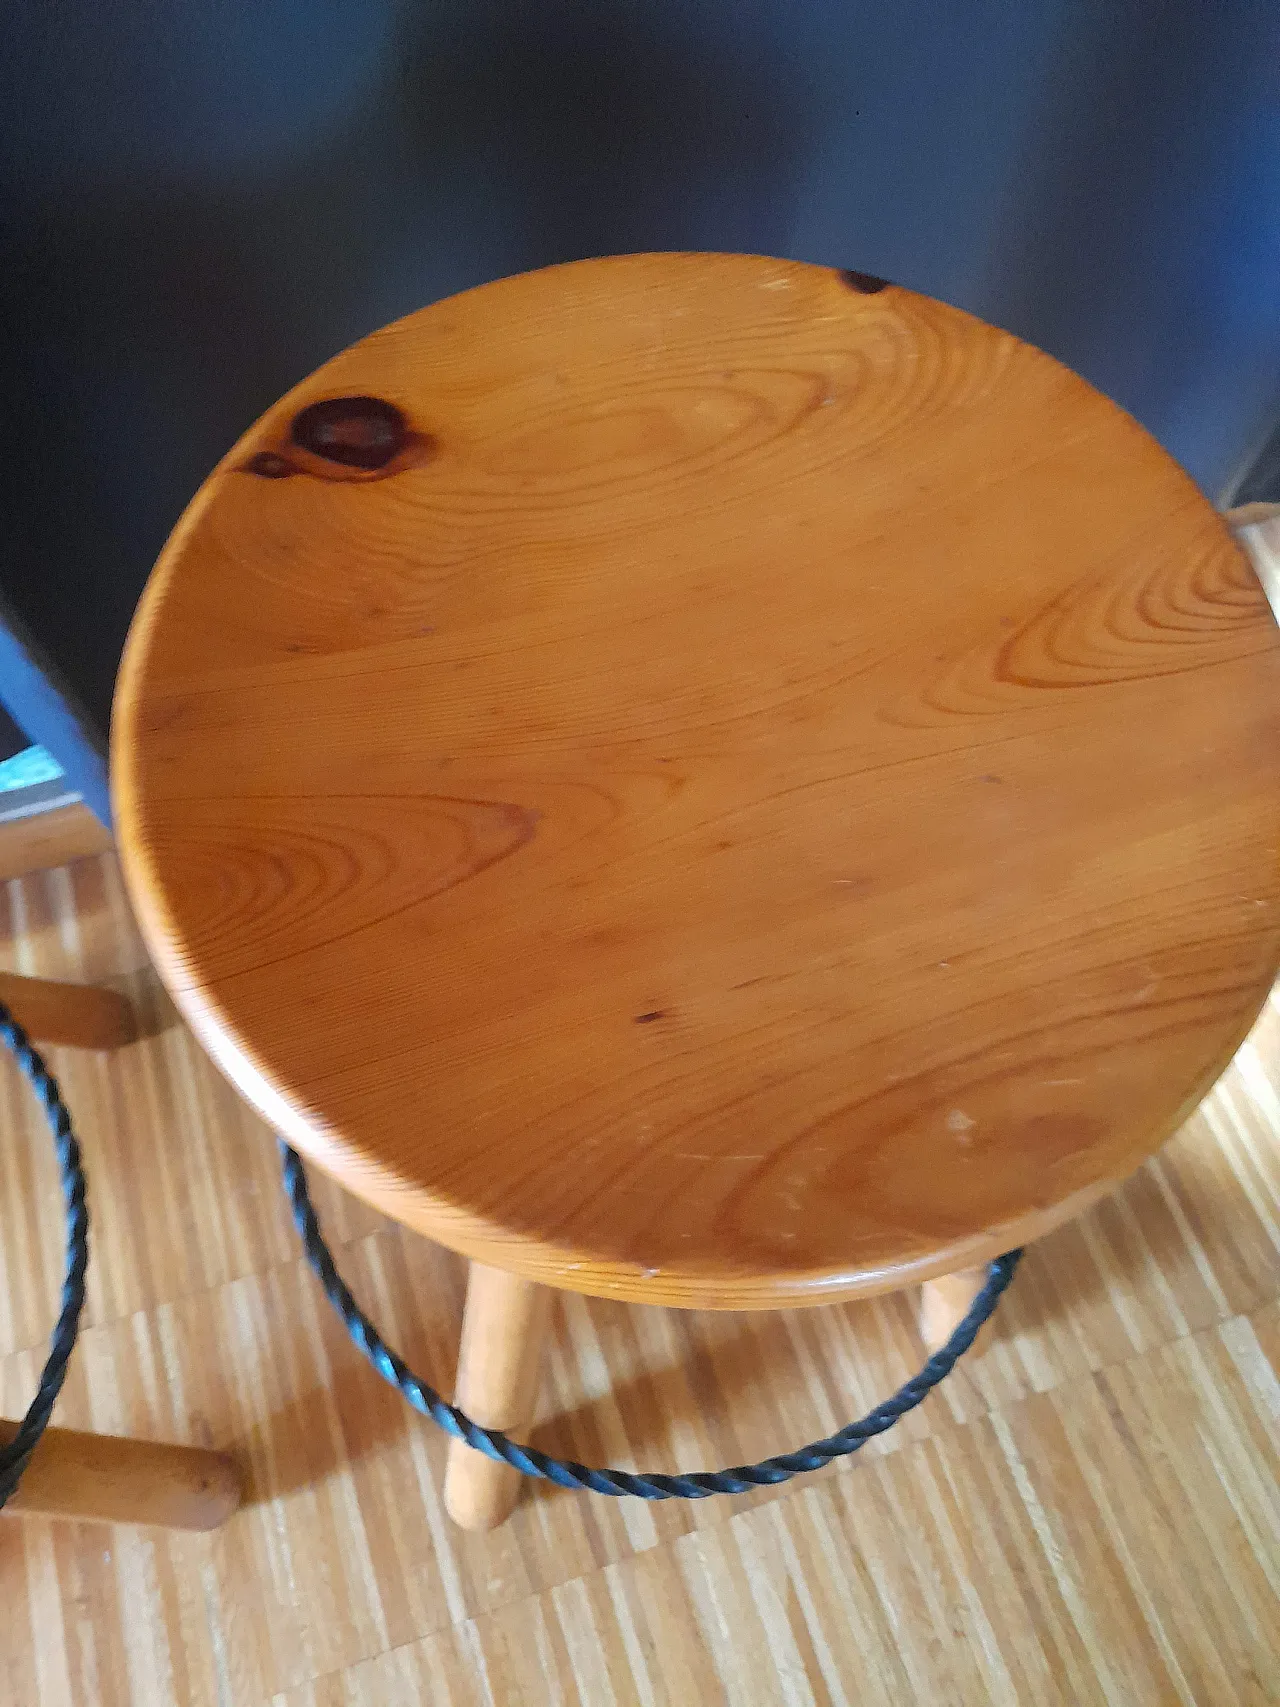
[441, 1259, 989, 1530]
[1, 970, 241, 1531]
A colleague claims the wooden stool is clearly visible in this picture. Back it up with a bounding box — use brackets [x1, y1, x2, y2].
[112, 255, 1280, 1530]
[0, 973, 242, 1528]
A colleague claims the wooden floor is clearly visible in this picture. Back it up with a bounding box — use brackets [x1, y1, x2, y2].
[3, 525, 1278, 1707]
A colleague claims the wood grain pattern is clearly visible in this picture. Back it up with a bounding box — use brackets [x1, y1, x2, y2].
[113, 255, 1280, 1306]
[2, 847, 1279, 1703]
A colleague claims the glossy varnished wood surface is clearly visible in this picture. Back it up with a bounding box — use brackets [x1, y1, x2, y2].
[2, 841, 1279, 1704]
[113, 255, 1280, 1305]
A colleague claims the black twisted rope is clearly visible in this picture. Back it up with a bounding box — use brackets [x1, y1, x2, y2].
[283, 1142, 1021, 1499]
[0, 1002, 90, 1509]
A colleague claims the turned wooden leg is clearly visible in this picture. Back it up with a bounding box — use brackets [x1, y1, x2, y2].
[0, 971, 137, 1051]
[1, 1420, 241, 1529]
[920, 1266, 992, 1356]
[444, 1262, 553, 1531]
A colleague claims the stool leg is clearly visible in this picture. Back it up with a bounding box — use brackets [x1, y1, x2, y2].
[0, 972, 137, 1051]
[920, 1266, 992, 1356]
[1, 1420, 241, 1529]
[444, 1262, 553, 1531]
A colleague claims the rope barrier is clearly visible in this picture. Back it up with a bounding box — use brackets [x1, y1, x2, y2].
[283, 1142, 1021, 1500]
[0, 1003, 89, 1509]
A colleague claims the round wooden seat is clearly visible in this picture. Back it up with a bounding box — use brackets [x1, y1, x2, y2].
[114, 254, 1280, 1524]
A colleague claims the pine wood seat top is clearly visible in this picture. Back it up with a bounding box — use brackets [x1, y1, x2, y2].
[114, 254, 1280, 1308]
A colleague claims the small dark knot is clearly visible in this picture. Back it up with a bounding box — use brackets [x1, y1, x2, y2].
[291, 396, 407, 470]
[839, 269, 890, 295]
[245, 451, 295, 479]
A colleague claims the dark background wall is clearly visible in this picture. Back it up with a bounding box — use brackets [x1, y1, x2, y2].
[2, 0, 1279, 818]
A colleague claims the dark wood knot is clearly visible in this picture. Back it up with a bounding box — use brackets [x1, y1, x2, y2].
[838, 270, 890, 294]
[244, 451, 295, 479]
[290, 396, 407, 471]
